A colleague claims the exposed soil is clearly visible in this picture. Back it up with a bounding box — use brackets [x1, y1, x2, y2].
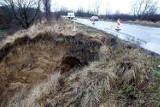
[0, 19, 160, 107]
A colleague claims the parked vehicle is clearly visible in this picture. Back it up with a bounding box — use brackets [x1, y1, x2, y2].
[90, 16, 98, 21]
[67, 12, 75, 19]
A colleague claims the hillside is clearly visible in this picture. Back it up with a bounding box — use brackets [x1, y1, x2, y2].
[0, 19, 160, 107]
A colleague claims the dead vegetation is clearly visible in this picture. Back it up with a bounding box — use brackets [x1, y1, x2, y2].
[0, 19, 160, 107]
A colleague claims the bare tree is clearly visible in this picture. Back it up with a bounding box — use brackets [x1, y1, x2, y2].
[93, 0, 101, 15]
[87, 5, 95, 16]
[132, 0, 158, 17]
[43, 0, 51, 22]
[0, 0, 41, 29]
[105, 8, 110, 16]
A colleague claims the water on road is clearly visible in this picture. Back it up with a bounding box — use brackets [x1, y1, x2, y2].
[76, 18, 160, 55]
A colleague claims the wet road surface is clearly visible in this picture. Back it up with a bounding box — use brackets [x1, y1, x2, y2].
[76, 18, 160, 55]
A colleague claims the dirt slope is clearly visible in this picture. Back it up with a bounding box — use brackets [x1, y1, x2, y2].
[0, 19, 160, 107]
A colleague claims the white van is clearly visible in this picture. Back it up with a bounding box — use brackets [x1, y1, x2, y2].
[67, 12, 75, 19]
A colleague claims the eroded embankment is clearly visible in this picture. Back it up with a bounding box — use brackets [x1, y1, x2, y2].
[0, 32, 102, 106]
[0, 20, 160, 107]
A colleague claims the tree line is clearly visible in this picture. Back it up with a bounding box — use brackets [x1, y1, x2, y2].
[75, 0, 160, 22]
[0, 0, 159, 31]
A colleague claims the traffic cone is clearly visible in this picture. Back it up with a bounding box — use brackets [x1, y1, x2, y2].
[116, 18, 121, 31]
[117, 19, 120, 29]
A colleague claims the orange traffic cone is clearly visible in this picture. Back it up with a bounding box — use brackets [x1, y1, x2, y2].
[115, 18, 121, 31]
[117, 18, 120, 29]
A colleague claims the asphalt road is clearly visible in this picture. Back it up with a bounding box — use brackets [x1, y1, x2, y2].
[76, 18, 160, 55]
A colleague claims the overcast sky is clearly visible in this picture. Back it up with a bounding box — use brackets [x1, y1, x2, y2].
[51, 0, 160, 14]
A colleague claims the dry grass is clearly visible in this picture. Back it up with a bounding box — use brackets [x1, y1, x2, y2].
[36, 45, 159, 107]
[0, 19, 160, 107]
[0, 20, 72, 48]
[0, 21, 102, 107]
[7, 72, 61, 107]
[127, 20, 160, 27]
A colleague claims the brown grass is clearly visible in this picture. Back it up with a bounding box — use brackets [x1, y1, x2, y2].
[0, 19, 160, 107]
[127, 20, 160, 27]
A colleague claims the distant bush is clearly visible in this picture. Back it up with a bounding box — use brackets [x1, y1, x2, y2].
[137, 14, 160, 22]
[53, 10, 68, 20]
[100, 14, 160, 22]
[0, 6, 13, 29]
[75, 10, 95, 18]
[99, 14, 135, 21]
[75, 9, 160, 22]
[75, 8, 95, 18]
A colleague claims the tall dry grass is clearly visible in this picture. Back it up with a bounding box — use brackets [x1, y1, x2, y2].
[0, 19, 159, 107]
[2, 37, 158, 107]
[33, 45, 156, 107]
[7, 72, 61, 107]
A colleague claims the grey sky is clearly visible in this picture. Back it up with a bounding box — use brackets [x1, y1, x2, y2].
[51, 0, 160, 14]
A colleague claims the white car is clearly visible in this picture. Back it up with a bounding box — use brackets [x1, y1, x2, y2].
[90, 16, 98, 21]
[67, 12, 75, 19]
